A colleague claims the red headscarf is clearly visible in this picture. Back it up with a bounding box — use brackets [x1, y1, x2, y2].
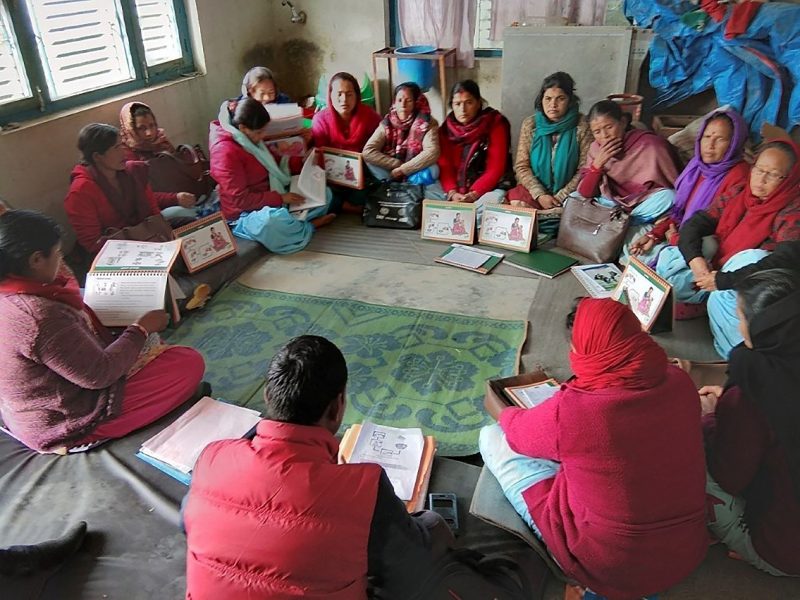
[569, 298, 667, 391]
[714, 138, 800, 265]
[119, 101, 176, 156]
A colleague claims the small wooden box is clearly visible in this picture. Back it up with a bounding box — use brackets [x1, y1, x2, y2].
[652, 114, 700, 139]
[485, 369, 549, 416]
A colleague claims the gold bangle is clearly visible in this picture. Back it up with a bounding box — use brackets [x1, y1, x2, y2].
[130, 323, 148, 337]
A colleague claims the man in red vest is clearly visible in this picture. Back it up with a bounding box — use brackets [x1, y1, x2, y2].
[182, 335, 455, 599]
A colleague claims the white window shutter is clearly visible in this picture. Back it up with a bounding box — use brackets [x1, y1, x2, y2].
[0, 3, 32, 106]
[134, 0, 182, 67]
[25, 0, 136, 100]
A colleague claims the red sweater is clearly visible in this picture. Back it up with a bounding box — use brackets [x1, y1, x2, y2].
[705, 386, 800, 575]
[208, 121, 302, 221]
[499, 365, 708, 599]
[311, 106, 382, 153]
[437, 118, 510, 197]
[64, 162, 161, 254]
[184, 420, 381, 600]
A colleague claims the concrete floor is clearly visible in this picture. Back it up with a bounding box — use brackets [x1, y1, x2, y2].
[239, 241, 800, 600]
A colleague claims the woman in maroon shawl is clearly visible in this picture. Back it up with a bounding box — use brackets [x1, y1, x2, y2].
[362, 82, 440, 185]
[118, 102, 198, 217]
[433, 80, 512, 223]
[311, 72, 381, 213]
[576, 100, 681, 259]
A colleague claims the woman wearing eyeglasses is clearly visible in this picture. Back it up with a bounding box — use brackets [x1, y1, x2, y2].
[656, 139, 800, 358]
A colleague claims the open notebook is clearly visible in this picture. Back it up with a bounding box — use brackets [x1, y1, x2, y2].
[83, 239, 184, 326]
[136, 397, 262, 485]
[339, 422, 436, 513]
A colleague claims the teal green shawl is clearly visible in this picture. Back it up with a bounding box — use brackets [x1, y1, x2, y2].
[217, 101, 292, 194]
[529, 106, 580, 194]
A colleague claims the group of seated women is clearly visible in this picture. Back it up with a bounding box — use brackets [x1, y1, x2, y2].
[4, 62, 799, 596]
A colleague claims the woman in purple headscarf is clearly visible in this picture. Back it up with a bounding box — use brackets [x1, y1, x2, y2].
[630, 108, 749, 261]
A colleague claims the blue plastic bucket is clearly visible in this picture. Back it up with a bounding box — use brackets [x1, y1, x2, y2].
[395, 45, 436, 92]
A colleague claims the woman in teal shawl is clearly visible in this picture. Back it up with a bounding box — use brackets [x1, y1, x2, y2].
[508, 72, 592, 211]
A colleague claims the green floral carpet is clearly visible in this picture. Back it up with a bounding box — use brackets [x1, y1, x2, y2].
[165, 283, 527, 455]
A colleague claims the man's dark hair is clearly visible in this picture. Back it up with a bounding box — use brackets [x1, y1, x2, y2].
[264, 335, 348, 425]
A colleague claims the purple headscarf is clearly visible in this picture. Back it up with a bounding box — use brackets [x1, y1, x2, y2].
[672, 108, 748, 226]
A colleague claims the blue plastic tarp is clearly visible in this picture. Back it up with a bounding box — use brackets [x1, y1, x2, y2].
[624, 0, 800, 138]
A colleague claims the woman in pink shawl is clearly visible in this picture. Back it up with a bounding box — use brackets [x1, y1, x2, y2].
[576, 100, 681, 260]
[311, 72, 381, 213]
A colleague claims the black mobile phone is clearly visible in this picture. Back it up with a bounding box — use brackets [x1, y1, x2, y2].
[428, 492, 459, 534]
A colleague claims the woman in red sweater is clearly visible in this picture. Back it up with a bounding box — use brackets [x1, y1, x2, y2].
[480, 298, 708, 599]
[702, 268, 800, 576]
[210, 97, 333, 254]
[432, 80, 511, 224]
[311, 72, 381, 214]
[65, 123, 168, 254]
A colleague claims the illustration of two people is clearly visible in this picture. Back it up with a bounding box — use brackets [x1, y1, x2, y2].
[508, 217, 524, 242]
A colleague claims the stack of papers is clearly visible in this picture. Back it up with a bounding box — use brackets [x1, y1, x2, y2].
[435, 244, 504, 274]
[350, 422, 424, 500]
[137, 397, 262, 484]
[265, 104, 303, 136]
[339, 422, 436, 512]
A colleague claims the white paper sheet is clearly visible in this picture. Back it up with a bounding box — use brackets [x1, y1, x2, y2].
[139, 397, 261, 474]
[83, 271, 169, 326]
[506, 381, 559, 409]
[350, 422, 424, 501]
[289, 152, 327, 213]
[443, 246, 490, 270]
[92, 240, 181, 271]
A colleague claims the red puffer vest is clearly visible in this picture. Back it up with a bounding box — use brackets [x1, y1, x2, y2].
[184, 420, 382, 599]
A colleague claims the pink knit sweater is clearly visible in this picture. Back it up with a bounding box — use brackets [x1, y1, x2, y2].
[500, 365, 708, 599]
[0, 293, 145, 452]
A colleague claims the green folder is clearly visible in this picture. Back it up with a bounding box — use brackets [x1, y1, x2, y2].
[505, 249, 578, 278]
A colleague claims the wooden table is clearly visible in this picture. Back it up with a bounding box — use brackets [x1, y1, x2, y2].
[371, 46, 456, 121]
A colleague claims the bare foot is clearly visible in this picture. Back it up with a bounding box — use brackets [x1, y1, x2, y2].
[311, 213, 336, 228]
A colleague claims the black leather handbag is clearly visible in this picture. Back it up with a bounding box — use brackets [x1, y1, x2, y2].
[363, 181, 425, 229]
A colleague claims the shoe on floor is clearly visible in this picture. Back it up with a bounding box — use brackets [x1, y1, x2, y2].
[674, 301, 707, 321]
[186, 283, 212, 310]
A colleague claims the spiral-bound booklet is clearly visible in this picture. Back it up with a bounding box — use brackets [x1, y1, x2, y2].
[83, 239, 183, 327]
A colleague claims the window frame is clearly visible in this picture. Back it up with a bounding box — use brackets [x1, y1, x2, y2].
[0, 0, 195, 125]
[387, 0, 502, 59]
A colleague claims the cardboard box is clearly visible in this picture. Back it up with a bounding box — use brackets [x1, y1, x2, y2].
[484, 369, 550, 417]
[653, 114, 701, 139]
